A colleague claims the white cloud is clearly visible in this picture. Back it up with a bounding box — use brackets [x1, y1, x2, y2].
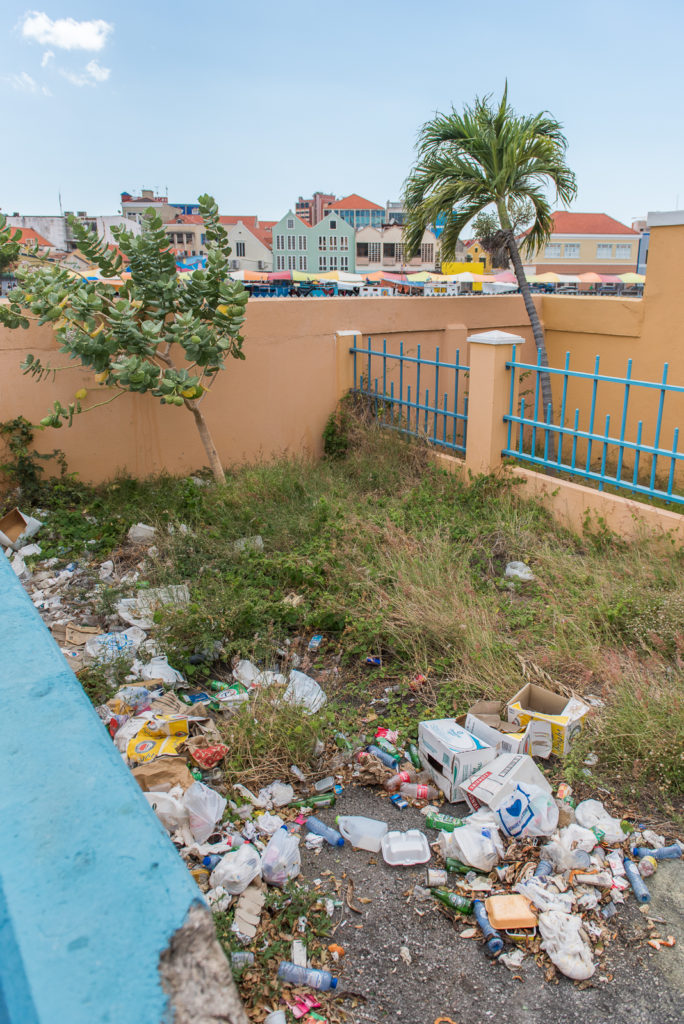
[85, 59, 110, 82]
[21, 11, 113, 51]
[6, 71, 38, 92]
[59, 61, 111, 87]
[41, 49, 54, 67]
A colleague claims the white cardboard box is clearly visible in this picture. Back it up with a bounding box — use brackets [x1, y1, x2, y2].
[464, 712, 553, 759]
[506, 683, 589, 757]
[418, 719, 497, 802]
[458, 752, 551, 812]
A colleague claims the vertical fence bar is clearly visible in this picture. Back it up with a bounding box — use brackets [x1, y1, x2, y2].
[352, 336, 358, 389]
[382, 339, 387, 416]
[390, 381, 395, 426]
[366, 337, 372, 398]
[424, 388, 429, 434]
[650, 363, 669, 491]
[570, 408, 579, 471]
[632, 421, 643, 487]
[399, 342, 404, 425]
[532, 350, 542, 458]
[557, 352, 570, 468]
[416, 344, 422, 435]
[667, 429, 679, 498]
[463, 394, 469, 451]
[585, 355, 601, 472]
[506, 345, 517, 453]
[615, 358, 632, 486]
[407, 384, 412, 431]
[442, 392, 448, 444]
[452, 356, 459, 450]
[433, 348, 440, 443]
[518, 398, 526, 455]
[599, 414, 611, 490]
[374, 377, 379, 418]
[543, 402, 552, 463]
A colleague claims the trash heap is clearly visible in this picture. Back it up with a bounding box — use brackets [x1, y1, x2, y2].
[5, 510, 681, 1016]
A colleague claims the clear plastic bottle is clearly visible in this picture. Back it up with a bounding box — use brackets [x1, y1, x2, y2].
[336, 815, 388, 852]
[623, 858, 651, 903]
[305, 815, 344, 846]
[364, 744, 399, 769]
[632, 843, 683, 861]
[399, 782, 439, 801]
[277, 961, 338, 990]
[231, 952, 255, 968]
[383, 770, 414, 793]
[472, 899, 504, 957]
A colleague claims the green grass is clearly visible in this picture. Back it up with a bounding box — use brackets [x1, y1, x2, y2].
[8, 406, 684, 804]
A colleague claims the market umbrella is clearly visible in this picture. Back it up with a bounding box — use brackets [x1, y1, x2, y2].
[267, 271, 291, 281]
[230, 270, 267, 281]
[578, 272, 603, 284]
[492, 271, 517, 283]
[317, 271, 365, 283]
[535, 272, 563, 283]
[599, 274, 622, 284]
[620, 272, 645, 284]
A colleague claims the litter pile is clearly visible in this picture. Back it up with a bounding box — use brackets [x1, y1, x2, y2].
[5, 511, 682, 1019]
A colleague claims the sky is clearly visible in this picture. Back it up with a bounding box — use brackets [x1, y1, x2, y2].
[2, 1, 683, 226]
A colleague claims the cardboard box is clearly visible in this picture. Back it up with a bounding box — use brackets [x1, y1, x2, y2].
[464, 700, 553, 759]
[506, 683, 589, 757]
[0, 508, 41, 550]
[418, 718, 497, 802]
[459, 752, 551, 812]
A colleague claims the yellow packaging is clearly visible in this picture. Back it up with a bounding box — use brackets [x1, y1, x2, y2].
[127, 715, 190, 765]
[506, 683, 588, 757]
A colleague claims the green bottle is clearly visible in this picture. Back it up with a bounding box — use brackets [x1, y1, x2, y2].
[374, 736, 398, 756]
[425, 811, 465, 832]
[431, 887, 473, 915]
[445, 857, 479, 875]
[334, 732, 354, 751]
[406, 743, 421, 769]
[290, 793, 336, 809]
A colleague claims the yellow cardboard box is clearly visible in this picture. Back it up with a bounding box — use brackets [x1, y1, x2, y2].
[506, 683, 588, 757]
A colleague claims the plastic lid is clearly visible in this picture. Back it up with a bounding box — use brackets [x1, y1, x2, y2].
[336, 837, 344, 846]
[330, 977, 338, 989]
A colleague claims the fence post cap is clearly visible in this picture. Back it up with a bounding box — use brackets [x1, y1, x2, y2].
[467, 330, 525, 346]
[335, 329, 362, 336]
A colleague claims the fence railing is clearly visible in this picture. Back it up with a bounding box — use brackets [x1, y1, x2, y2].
[503, 347, 684, 507]
[350, 336, 470, 455]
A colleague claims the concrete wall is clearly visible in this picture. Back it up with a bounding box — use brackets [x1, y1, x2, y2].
[0, 295, 537, 484]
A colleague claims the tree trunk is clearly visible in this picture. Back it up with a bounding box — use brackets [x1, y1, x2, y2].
[185, 400, 226, 484]
[500, 221, 557, 464]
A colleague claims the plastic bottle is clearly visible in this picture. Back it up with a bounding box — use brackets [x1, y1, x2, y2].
[336, 815, 388, 852]
[290, 794, 336, 809]
[638, 855, 657, 878]
[231, 952, 255, 968]
[305, 816, 344, 846]
[383, 770, 414, 794]
[313, 776, 335, 793]
[623, 858, 651, 903]
[425, 810, 465, 832]
[632, 843, 682, 861]
[406, 743, 422, 769]
[472, 899, 504, 957]
[373, 736, 398, 756]
[365, 744, 399, 769]
[203, 854, 223, 870]
[431, 887, 473, 915]
[534, 859, 553, 878]
[399, 783, 439, 801]
[277, 962, 338, 991]
[334, 732, 354, 751]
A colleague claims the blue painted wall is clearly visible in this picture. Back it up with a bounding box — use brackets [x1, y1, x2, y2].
[0, 554, 204, 1023]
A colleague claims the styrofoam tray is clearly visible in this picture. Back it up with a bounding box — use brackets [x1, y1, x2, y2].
[381, 829, 431, 867]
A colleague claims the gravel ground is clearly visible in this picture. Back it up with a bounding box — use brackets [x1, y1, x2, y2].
[299, 787, 683, 1024]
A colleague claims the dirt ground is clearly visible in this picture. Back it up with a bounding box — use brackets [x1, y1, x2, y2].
[299, 787, 683, 1024]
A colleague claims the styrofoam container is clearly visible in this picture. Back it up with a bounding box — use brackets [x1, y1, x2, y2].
[381, 829, 431, 867]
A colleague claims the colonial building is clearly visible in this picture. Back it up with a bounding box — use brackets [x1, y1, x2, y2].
[524, 212, 639, 274]
[271, 210, 355, 273]
[355, 223, 440, 273]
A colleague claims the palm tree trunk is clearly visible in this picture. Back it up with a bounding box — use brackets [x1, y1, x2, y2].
[185, 399, 226, 484]
[500, 222, 557, 464]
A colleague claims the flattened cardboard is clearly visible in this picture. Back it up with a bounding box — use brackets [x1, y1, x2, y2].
[418, 718, 497, 802]
[506, 682, 589, 757]
[459, 752, 551, 813]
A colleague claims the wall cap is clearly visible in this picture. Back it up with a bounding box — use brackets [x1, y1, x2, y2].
[335, 329, 362, 336]
[467, 329, 525, 346]
[646, 210, 684, 228]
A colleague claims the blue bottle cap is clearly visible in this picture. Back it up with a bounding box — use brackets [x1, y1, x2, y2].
[330, 977, 338, 989]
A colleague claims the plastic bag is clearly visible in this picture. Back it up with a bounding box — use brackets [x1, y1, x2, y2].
[438, 820, 504, 871]
[542, 823, 596, 871]
[210, 844, 262, 895]
[495, 783, 559, 838]
[261, 828, 301, 888]
[282, 671, 327, 714]
[575, 799, 625, 844]
[538, 911, 595, 980]
[514, 879, 574, 914]
[140, 655, 184, 686]
[255, 813, 285, 836]
[84, 626, 147, 664]
[144, 786, 189, 831]
[184, 782, 227, 843]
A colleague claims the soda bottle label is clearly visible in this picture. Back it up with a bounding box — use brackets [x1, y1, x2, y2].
[399, 771, 411, 784]
[415, 785, 428, 800]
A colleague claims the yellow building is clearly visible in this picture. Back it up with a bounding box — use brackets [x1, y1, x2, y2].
[464, 240, 492, 271]
[441, 260, 486, 290]
[525, 212, 638, 274]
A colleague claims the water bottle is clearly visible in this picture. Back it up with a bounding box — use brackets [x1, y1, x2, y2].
[231, 952, 255, 968]
[365, 744, 399, 769]
[472, 899, 504, 957]
[534, 859, 553, 878]
[399, 783, 439, 801]
[623, 858, 651, 903]
[203, 854, 223, 869]
[425, 810, 465, 832]
[406, 743, 422, 769]
[632, 843, 682, 861]
[431, 887, 473, 915]
[305, 815, 344, 846]
[313, 776, 335, 793]
[336, 815, 388, 852]
[277, 962, 338, 991]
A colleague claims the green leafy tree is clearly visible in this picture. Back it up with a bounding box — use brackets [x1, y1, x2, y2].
[0, 215, 22, 275]
[0, 196, 248, 483]
[403, 86, 577, 434]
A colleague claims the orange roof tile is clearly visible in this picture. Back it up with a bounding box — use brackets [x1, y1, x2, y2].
[15, 227, 51, 247]
[324, 193, 383, 212]
[549, 212, 637, 235]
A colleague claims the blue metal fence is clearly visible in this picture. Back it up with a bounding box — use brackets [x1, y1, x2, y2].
[503, 347, 684, 507]
[350, 336, 469, 455]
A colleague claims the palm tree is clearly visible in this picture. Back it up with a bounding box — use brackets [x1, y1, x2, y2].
[402, 86, 576, 444]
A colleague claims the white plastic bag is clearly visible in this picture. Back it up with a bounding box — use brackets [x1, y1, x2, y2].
[144, 786, 189, 831]
[495, 783, 559, 838]
[438, 821, 504, 872]
[84, 626, 147, 664]
[140, 655, 185, 686]
[574, 799, 625, 844]
[210, 844, 262, 895]
[255, 813, 285, 836]
[541, 823, 596, 871]
[261, 828, 301, 888]
[282, 671, 327, 714]
[514, 879, 574, 914]
[538, 911, 595, 980]
[184, 782, 227, 843]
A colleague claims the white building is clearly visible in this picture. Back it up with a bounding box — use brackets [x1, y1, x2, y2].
[355, 224, 440, 273]
[6, 214, 141, 252]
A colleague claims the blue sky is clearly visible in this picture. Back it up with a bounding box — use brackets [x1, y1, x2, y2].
[2, 1, 683, 226]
